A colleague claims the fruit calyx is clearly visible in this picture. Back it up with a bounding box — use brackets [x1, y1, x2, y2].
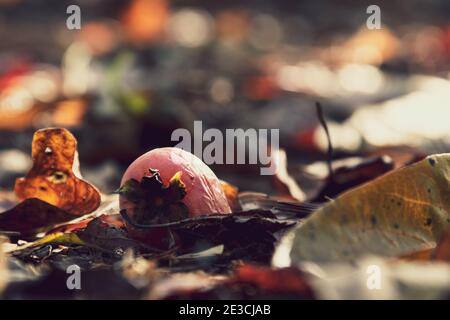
[117, 169, 189, 225]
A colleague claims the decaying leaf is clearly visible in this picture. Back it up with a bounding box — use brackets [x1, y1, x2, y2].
[283, 154, 450, 264]
[7, 217, 144, 261]
[6, 232, 85, 255]
[312, 155, 395, 202]
[223, 264, 315, 299]
[46, 196, 122, 234]
[0, 198, 76, 236]
[297, 154, 403, 202]
[76, 217, 148, 256]
[14, 128, 101, 216]
[122, 209, 295, 262]
[151, 264, 315, 299]
[47, 213, 123, 234]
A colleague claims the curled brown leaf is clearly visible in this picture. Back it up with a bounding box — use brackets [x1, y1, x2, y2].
[14, 128, 101, 216]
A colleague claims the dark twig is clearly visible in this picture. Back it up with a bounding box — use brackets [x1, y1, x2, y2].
[120, 209, 239, 229]
[120, 209, 285, 230]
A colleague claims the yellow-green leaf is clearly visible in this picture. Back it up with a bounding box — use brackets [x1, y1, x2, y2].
[6, 232, 85, 253]
[286, 154, 450, 264]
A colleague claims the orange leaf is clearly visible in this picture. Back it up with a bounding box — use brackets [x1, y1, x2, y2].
[14, 128, 101, 216]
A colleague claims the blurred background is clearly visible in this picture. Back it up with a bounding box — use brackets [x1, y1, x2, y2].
[1, 0, 450, 196]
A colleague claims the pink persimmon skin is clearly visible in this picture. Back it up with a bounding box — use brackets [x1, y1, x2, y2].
[120, 148, 231, 248]
[120, 147, 232, 217]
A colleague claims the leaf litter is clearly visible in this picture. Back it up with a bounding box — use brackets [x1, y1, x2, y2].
[2, 126, 450, 299]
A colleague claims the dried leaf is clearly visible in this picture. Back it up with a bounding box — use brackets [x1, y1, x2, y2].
[76, 218, 146, 256]
[368, 146, 425, 170]
[225, 264, 315, 299]
[284, 154, 450, 264]
[312, 155, 394, 202]
[122, 209, 295, 262]
[47, 196, 122, 234]
[0, 198, 76, 236]
[153, 264, 315, 299]
[48, 213, 123, 234]
[14, 128, 101, 216]
[8, 217, 143, 261]
[6, 232, 85, 254]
